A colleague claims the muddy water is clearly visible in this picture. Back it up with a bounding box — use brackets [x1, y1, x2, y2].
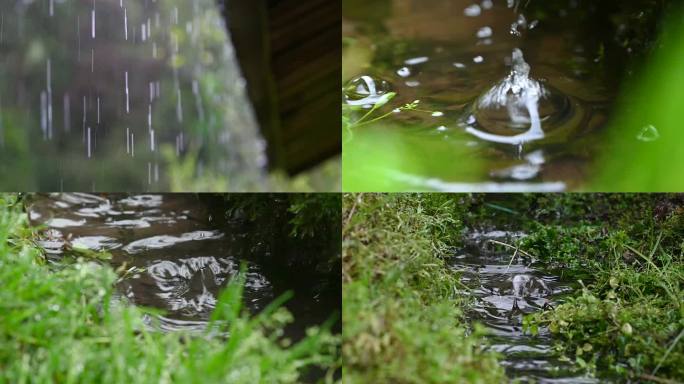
[28, 193, 324, 336]
[452, 229, 597, 382]
[343, 0, 621, 191]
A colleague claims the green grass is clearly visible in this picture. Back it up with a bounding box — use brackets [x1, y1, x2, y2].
[342, 193, 684, 383]
[504, 195, 684, 382]
[0, 195, 339, 384]
[342, 193, 504, 383]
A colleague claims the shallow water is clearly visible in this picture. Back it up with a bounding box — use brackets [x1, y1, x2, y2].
[343, 0, 621, 191]
[452, 229, 597, 382]
[29, 193, 326, 336]
[0, 0, 266, 191]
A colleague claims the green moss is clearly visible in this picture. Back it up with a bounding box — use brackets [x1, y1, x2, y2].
[342, 193, 505, 383]
[509, 194, 684, 382]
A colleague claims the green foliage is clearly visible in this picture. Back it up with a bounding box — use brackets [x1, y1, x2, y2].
[512, 194, 684, 381]
[0, 196, 339, 383]
[342, 193, 505, 383]
[593, 7, 684, 191]
[288, 194, 341, 239]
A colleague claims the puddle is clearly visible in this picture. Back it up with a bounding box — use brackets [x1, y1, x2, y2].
[343, 0, 631, 191]
[453, 229, 598, 382]
[29, 193, 328, 336]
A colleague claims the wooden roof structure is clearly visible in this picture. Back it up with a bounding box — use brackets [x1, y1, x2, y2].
[222, 0, 341, 174]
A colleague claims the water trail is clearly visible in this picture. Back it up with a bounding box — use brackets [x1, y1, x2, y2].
[0, 94, 4, 147]
[82, 96, 87, 141]
[63, 94, 71, 133]
[124, 7, 128, 41]
[125, 72, 130, 113]
[46, 59, 53, 140]
[87, 127, 92, 158]
[77, 16, 81, 62]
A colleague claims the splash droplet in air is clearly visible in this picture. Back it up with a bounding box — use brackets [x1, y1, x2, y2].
[343, 76, 392, 108]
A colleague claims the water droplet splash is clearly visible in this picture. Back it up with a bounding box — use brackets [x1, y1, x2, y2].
[463, 49, 573, 146]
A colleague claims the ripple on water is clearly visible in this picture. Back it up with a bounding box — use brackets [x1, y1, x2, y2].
[31, 194, 275, 333]
[122, 231, 224, 254]
[454, 229, 594, 382]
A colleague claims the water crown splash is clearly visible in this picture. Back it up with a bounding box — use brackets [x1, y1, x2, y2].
[465, 48, 547, 145]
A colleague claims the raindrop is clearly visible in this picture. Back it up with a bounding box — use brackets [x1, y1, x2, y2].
[150, 129, 155, 152]
[464, 4, 482, 17]
[397, 67, 411, 77]
[453, 62, 466, 69]
[404, 56, 429, 65]
[63, 94, 71, 133]
[87, 127, 92, 158]
[477, 26, 493, 39]
[125, 72, 130, 113]
[636, 125, 659, 142]
[176, 88, 183, 123]
[432, 111, 444, 117]
[473, 56, 484, 63]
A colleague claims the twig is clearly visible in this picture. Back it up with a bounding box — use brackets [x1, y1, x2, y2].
[653, 328, 684, 376]
[505, 247, 519, 273]
[486, 239, 534, 259]
[625, 244, 662, 273]
[638, 373, 683, 384]
[344, 193, 363, 229]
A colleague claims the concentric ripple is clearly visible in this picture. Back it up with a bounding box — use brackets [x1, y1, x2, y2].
[452, 229, 596, 382]
[29, 193, 274, 332]
[462, 49, 586, 146]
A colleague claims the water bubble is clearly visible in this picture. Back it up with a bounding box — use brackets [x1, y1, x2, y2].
[481, 0, 493, 10]
[405, 80, 420, 87]
[453, 62, 466, 69]
[636, 125, 659, 142]
[473, 56, 484, 63]
[431, 111, 444, 117]
[464, 4, 481, 17]
[343, 76, 392, 108]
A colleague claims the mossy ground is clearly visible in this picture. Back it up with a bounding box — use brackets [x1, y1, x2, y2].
[342, 194, 504, 383]
[343, 193, 683, 383]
